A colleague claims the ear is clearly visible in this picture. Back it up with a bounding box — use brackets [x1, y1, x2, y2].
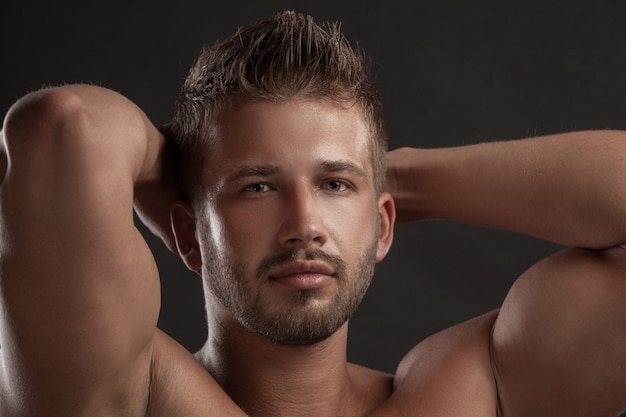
[170, 201, 202, 273]
[375, 191, 395, 262]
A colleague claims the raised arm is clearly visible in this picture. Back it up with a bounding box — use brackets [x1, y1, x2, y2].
[0, 85, 168, 416]
[386, 130, 626, 249]
[387, 131, 626, 416]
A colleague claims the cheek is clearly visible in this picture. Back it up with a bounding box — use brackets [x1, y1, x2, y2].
[200, 204, 226, 250]
[330, 198, 379, 246]
[218, 205, 277, 257]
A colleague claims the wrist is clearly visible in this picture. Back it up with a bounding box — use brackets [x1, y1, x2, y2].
[386, 147, 445, 223]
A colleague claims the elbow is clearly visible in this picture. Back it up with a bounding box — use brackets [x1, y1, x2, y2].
[2, 86, 90, 158]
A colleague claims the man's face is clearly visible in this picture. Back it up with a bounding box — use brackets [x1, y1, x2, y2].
[191, 98, 393, 345]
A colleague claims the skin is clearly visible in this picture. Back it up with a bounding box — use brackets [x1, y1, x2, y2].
[0, 85, 625, 417]
[171, 98, 395, 416]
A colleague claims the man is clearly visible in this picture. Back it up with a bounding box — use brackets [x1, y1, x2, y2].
[0, 10, 624, 417]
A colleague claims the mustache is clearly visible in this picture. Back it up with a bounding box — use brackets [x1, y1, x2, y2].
[256, 248, 347, 280]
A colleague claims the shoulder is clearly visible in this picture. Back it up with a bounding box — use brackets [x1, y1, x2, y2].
[381, 311, 500, 416]
[492, 247, 626, 417]
[385, 247, 626, 417]
[146, 330, 245, 417]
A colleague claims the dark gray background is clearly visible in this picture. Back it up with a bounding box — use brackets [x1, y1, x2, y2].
[2, 0, 625, 379]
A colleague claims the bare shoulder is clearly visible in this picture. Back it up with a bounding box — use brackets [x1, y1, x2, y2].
[343, 363, 394, 415]
[492, 247, 626, 417]
[146, 330, 246, 417]
[374, 311, 499, 417]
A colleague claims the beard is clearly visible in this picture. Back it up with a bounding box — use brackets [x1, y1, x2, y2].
[200, 233, 378, 346]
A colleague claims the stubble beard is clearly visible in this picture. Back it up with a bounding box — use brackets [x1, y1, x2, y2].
[201, 238, 378, 346]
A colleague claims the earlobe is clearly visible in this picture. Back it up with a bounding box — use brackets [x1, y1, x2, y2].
[170, 201, 202, 273]
[375, 192, 395, 262]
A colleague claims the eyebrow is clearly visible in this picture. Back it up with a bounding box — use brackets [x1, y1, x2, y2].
[224, 160, 367, 184]
[225, 165, 281, 183]
[319, 160, 367, 178]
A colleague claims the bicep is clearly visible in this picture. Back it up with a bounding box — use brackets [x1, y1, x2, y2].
[0, 87, 160, 414]
[492, 247, 626, 417]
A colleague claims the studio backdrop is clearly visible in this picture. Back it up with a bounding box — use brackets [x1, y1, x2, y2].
[2, 0, 625, 374]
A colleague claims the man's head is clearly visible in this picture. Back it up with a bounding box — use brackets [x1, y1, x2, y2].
[169, 11, 394, 346]
[170, 10, 387, 204]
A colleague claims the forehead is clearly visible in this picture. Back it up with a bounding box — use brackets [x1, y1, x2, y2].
[206, 98, 372, 173]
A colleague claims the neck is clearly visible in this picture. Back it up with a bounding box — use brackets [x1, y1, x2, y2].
[196, 308, 359, 417]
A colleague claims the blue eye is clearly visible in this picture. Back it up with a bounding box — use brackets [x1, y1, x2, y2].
[244, 183, 271, 193]
[324, 180, 348, 192]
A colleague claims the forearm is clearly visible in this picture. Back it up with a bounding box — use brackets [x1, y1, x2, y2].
[133, 126, 180, 253]
[388, 130, 626, 249]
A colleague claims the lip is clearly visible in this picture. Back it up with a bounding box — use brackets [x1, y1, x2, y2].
[270, 260, 335, 290]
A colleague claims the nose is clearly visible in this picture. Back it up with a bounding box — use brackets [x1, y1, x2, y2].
[277, 185, 328, 248]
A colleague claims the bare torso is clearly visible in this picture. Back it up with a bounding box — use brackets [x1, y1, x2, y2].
[145, 311, 499, 417]
[1, 87, 625, 417]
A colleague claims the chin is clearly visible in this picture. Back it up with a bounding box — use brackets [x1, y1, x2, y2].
[239, 295, 354, 346]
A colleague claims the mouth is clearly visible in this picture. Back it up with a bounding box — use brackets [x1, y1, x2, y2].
[269, 260, 336, 290]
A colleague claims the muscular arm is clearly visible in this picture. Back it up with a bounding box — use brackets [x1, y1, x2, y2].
[387, 130, 626, 249]
[492, 247, 626, 417]
[387, 131, 626, 416]
[0, 85, 166, 416]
